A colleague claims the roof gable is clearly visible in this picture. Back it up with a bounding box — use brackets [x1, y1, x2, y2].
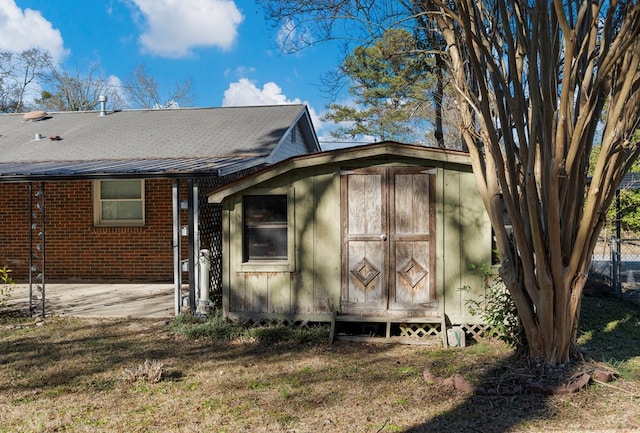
[208, 141, 472, 203]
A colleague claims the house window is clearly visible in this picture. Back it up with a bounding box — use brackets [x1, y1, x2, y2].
[243, 195, 287, 261]
[94, 180, 145, 226]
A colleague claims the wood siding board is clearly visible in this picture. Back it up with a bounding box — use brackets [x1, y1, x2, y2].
[429, 174, 437, 306]
[228, 198, 243, 313]
[269, 272, 291, 313]
[434, 166, 446, 320]
[457, 169, 492, 323]
[245, 272, 268, 313]
[442, 169, 464, 320]
[340, 173, 350, 310]
[294, 176, 316, 314]
[365, 174, 383, 235]
[311, 169, 341, 314]
[395, 173, 412, 234]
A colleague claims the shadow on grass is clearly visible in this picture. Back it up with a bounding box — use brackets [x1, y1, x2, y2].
[1, 295, 638, 432]
[404, 295, 640, 432]
[0, 315, 252, 393]
[0, 313, 345, 396]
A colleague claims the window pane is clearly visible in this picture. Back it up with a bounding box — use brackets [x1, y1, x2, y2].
[101, 201, 118, 220]
[102, 201, 143, 220]
[101, 180, 141, 199]
[244, 195, 287, 261]
[245, 227, 288, 260]
[245, 195, 287, 224]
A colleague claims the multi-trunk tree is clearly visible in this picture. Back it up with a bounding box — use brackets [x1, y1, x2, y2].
[264, 0, 640, 364]
[428, 0, 640, 364]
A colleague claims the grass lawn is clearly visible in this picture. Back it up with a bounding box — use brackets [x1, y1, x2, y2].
[0, 295, 639, 433]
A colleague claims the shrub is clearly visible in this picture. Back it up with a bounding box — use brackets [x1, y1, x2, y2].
[463, 264, 524, 349]
[0, 266, 15, 309]
[121, 359, 165, 384]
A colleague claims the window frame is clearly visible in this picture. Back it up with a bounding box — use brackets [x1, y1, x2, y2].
[93, 179, 145, 227]
[238, 187, 295, 272]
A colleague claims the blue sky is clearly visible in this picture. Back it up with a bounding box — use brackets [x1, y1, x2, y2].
[1, 0, 352, 146]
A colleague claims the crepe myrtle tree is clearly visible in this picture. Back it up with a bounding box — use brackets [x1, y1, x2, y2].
[426, 0, 640, 364]
[263, 0, 640, 364]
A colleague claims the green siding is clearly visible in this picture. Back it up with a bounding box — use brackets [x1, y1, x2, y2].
[220, 155, 492, 324]
[441, 167, 492, 323]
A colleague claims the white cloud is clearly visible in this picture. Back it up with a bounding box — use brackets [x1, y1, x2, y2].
[0, 0, 67, 61]
[222, 78, 294, 106]
[222, 77, 324, 132]
[131, 0, 243, 58]
[276, 18, 312, 53]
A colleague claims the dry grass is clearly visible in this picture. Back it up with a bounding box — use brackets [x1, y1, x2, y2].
[0, 296, 639, 433]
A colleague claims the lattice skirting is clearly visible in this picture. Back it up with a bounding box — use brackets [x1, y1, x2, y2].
[456, 323, 496, 340]
[231, 317, 495, 345]
[399, 323, 442, 338]
[236, 317, 316, 330]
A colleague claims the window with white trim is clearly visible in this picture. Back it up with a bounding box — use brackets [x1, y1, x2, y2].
[93, 179, 145, 226]
[243, 195, 288, 261]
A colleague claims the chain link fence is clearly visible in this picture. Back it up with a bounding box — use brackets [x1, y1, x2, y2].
[590, 237, 640, 303]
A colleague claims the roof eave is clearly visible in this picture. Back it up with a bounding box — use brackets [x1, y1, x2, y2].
[208, 142, 471, 203]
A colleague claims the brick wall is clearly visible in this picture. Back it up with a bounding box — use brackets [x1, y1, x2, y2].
[0, 179, 176, 282]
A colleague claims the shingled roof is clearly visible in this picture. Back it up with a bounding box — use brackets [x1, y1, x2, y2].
[0, 104, 319, 180]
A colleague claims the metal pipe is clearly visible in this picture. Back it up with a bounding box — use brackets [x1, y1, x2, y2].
[187, 179, 196, 312]
[172, 180, 181, 315]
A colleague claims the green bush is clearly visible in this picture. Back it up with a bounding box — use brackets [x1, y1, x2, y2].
[0, 266, 15, 309]
[462, 264, 524, 349]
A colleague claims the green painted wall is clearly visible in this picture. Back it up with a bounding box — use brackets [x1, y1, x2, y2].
[221, 156, 492, 324]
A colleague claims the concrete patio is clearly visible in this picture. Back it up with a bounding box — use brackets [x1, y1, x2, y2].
[6, 283, 175, 318]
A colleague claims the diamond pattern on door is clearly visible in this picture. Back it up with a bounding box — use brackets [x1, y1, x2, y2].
[397, 258, 428, 289]
[350, 257, 381, 290]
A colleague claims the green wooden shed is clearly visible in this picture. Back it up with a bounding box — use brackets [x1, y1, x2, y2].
[207, 142, 493, 343]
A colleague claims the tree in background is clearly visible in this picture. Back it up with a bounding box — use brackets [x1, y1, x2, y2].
[265, 2, 455, 148]
[123, 64, 195, 109]
[264, 0, 640, 365]
[0, 49, 195, 112]
[323, 28, 437, 144]
[36, 62, 123, 112]
[0, 48, 51, 113]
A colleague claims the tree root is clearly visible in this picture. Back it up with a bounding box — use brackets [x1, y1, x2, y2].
[423, 365, 617, 396]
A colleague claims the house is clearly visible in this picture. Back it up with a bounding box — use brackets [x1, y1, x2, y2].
[0, 104, 320, 315]
[207, 142, 493, 343]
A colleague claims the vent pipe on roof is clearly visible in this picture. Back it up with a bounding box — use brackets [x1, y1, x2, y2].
[99, 95, 107, 116]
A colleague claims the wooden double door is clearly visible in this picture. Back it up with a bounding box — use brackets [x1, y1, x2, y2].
[340, 167, 436, 315]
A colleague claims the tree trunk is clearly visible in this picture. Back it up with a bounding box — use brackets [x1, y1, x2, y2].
[429, 0, 640, 365]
